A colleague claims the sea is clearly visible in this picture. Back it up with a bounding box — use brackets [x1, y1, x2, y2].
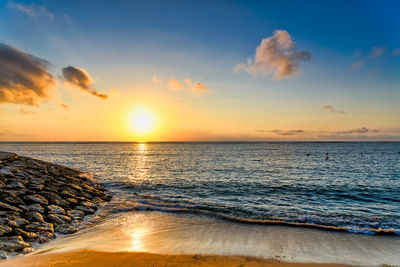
[1, 142, 399, 235]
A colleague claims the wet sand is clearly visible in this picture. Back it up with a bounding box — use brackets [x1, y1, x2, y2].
[2, 211, 400, 266]
[0, 249, 353, 267]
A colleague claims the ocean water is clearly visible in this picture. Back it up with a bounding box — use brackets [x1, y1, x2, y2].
[1, 142, 399, 235]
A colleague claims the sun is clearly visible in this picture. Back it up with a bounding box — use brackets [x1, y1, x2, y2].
[129, 106, 156, 135]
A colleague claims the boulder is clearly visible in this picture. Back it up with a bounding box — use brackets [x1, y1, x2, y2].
[0, 226, 12, 237]
[47, 214, 71, 225]
[26, 212, 45, 223]
[0, 202, 22, 213]
[67, 209, 85, 220]
[25, 222, 54, 233]
[24, 194, 48, 205]
[55, 224, 77, 234]
[0, 236, 30, 252]
[0, 250, 7, 260]
[47, 205, 65, 215]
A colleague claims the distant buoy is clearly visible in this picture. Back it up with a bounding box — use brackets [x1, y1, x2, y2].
[306, 153, 310, 156]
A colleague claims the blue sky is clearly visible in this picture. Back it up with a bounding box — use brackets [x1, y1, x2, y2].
[0, 0, 399, 141]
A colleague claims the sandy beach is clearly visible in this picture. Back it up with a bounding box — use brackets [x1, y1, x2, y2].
[1, 211, 398, 266]
[0, 249, 355, 267]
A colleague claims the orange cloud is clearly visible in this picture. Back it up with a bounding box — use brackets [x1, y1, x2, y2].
[62, 66, 107, 99]
[322, 105, 346, 114]
[167, 78, 185, 91]
[0, 43, 56, 106]
[234, 30, 311, 80]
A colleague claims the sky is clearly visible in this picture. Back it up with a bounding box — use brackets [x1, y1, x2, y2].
[0, 0, 399, 141]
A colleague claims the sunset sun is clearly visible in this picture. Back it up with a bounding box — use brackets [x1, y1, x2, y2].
[129, 107, 156, 135]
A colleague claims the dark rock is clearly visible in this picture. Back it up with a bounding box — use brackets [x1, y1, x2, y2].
[0, 202, 22, 213]
[38, 231, 55, 243]
[27, 182, 44, 191]
[25, 203, 45, 214]
[79, 200, 97, 211]
[55, 224, 77, 234]
[67, 209, 85, 220]
[75, 205, 95, 215]
[66, 198, 78, 206]
[47, 214, 71, 225]
[13, 229, 38, 242]
[0, 250, 7, 259]
[0, 226, 12, 237]
[25, 222, 54, 233]
[0, 236, 30, 252]
[24, 194, 48, 205]
[47, 205, 65, 215]
[26, 212, 45, 223]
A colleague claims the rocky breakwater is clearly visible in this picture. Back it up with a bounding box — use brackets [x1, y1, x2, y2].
[0, 152, 111, 259]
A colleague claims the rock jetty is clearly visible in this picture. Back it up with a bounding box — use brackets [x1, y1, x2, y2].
[0, 152, 111, 259]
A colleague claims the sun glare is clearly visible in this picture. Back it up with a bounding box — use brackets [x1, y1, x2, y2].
[129, 107, 156, 135]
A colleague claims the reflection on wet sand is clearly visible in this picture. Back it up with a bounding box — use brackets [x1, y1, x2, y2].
[31, 212, 400, 266]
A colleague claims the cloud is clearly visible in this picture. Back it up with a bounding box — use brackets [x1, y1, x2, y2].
[184, 79, 211, 95]
[369, 47, 387, 58]
[152, 76, 162, 84]
[19, 108, 37, 115]
[256, 129, 304, 136]
[234, 30, 311, 80]
[322, 105, 346, 114]
[62, 66, 107, 99]
[392, 48, 400, 57]
[351, 60, 364, 71]
[0, 43, 57, 106]
[60, 103, 69, 110]
[334, 127, 379, 135]
[8, 3, 54, 19]
[167, 78, 185, 91]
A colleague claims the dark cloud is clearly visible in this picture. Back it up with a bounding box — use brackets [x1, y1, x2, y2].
[62, 66, 107, 99]
[234, 30, 311, 80]
[0, 43, 56, 106]
[334, 127, 379, 135]
[60, 103, 69, 110]
[256, 129, 304, 136]
[322, 105, 346, 114]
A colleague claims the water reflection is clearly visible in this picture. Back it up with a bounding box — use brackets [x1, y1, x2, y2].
[130, 143, 148, 182]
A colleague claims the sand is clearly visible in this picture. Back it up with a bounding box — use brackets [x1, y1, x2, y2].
[0, 249, 353, 267]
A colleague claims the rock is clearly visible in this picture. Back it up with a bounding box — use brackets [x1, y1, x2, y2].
[22, 247, 34, 254]
[66, 198, 78, 206]
[0, 250, 7, 260]
[75, 205, 95, 215]
[47, 205, 65, 215]
[55, 224, 77, 234]
[68, 209, 85, 220]
[0, 152, 18, 162]
[27, 182, 44, 191]
[0, 201, 22, 213]
[25, 203, 45, 214]
[60, 189, 77, 198]
[25, 222, 54, 233]
[14, 229, 38, 242]
[79, 201, 97, 211]
[0, 226, 12, 237]
[2, 193, 24, 206]
[24, 194, 48, 205]
[70, 220, 81, 228]
[38, 231, 56, 243]
[46, 214, 71, 225]
[26, 212, 45, 223]
[0, 236, 30, 252]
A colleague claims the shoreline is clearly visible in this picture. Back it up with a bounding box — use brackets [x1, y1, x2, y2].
[20, 211, 400, 266]
[0, 249, 356, 267]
